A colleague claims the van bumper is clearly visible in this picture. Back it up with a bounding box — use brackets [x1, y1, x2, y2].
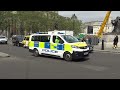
[72, 51, 89, 59]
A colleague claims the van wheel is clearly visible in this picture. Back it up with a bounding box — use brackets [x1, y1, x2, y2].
[5, 41, 7, 44]
[63, 52, 72, 61]
[33, 49, 39, 57]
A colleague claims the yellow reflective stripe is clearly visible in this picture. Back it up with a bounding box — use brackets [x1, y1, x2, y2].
[39, 42, 45, 48]
[50, 43, 57, 50]
[64, 44, 72, 52]
[29, 41, 34, 47]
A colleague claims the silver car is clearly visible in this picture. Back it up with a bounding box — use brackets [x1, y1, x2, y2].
[0, 36, 8, 44]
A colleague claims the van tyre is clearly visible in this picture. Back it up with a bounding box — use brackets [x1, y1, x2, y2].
[63, 52, 72, 61]
[33, 49, 39, 57]
[5, 41, 7, 44]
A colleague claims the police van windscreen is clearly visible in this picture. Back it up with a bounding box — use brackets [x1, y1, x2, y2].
[61, 35, 79, 43]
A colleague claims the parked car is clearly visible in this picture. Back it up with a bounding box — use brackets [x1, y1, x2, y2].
[0, 36, 8, 44]
[12, 35, 24, 47]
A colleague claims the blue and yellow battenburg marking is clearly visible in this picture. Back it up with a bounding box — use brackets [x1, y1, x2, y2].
[33, 41, 64, 50]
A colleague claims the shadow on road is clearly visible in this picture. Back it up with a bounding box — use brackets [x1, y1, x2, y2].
[73, 58, 90, 62]
[0, 43, 8, 45]
[31, 54, 90, 62]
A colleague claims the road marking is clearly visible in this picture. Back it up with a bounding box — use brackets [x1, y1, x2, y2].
[78, 64, 108, 71]
[93, 51, 120, 54]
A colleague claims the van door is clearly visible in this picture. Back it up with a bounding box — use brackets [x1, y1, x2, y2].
[40, 35, 51, 55]
[50, 35, 64, 57]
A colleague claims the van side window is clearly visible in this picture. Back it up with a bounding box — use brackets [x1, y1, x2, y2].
[41, 36, 50, 42]
[31, 36, 41, 41]
[31, 36, 35, 41]
[32, 35, 50, 42]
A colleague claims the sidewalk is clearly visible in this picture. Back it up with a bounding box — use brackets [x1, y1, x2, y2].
[94, 42, 120, 53]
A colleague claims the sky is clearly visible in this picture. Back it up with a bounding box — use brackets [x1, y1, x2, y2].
[58, 11, 120, 22]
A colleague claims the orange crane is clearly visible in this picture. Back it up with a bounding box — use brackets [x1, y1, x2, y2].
[97, 11, 111, 37]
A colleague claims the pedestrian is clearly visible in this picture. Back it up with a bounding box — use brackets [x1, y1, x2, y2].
[113, 34, 119, 49]
[81, 37, 86, 42]
[88, 36, 92, 45]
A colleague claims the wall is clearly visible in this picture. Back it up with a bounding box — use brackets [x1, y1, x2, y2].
[83, 19, 114, 35]
[103, 35, 120, 42]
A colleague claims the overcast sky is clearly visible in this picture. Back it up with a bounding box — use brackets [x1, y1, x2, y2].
[58, 11, 120, 22]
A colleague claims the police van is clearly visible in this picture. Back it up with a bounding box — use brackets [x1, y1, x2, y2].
[28, 31, 89, 61]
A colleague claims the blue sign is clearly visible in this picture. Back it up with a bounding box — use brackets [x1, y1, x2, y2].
[58, 32, 65, 34]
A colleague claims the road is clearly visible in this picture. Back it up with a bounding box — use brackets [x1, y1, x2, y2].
[0, 44, 120, 79]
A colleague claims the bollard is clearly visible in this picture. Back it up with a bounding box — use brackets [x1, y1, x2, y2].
[101, 40, 104, 50]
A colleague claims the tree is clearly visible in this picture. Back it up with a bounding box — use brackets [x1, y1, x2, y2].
[0, 11, 83, 37]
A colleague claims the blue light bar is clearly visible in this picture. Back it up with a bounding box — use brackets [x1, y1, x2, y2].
[36, 32, 48, 34]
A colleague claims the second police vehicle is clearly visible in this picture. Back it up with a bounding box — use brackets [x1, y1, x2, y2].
[28, 30, 89, 61]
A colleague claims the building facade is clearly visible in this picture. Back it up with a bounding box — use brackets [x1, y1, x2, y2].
[83, 17, 114, 35]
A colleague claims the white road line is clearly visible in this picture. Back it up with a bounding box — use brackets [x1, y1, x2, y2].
[93, 51, 120, 54]
[79, 64, 108, 71]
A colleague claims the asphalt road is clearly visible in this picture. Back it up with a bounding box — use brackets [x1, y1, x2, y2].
[0, 44, 120, 79]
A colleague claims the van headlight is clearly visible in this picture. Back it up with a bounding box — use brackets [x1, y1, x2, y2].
[71, 45, 79, 49]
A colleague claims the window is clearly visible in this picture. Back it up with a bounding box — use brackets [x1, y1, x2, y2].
[31, 35, 50, 42]
[53, 36, 64, 44]
[17, 36, 23, 41]
[87, 26, 93, 34]
[61, 35, 79, 43]
[31, 36, 41, 41]
[41, 36, 50, 42]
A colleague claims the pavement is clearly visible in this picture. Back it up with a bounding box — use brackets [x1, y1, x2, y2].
[93, 42, 120, 53]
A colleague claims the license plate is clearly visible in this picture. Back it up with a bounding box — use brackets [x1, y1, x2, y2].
[84, 52, 88, 55]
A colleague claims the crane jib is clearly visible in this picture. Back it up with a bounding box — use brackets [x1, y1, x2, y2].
[97, 11, 111, 37]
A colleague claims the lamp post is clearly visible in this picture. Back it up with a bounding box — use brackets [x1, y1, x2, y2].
[72, 14, 77, 30]
[54, 12, 58, 30]
[11, 11, 17, 36]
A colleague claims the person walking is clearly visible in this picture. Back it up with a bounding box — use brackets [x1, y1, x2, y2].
[113, 35, 119, 49]
[88, 37, 92, 45]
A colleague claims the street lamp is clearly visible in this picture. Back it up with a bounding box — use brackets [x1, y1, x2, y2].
[11, 11, 17, 36]
[53, 12, 59, 30]
[72, 14, 77, 30]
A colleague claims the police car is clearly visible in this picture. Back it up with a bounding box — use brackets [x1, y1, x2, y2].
[28, 31, 89, 61]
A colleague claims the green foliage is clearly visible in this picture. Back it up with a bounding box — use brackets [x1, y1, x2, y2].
[0, 11, 83, 36]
